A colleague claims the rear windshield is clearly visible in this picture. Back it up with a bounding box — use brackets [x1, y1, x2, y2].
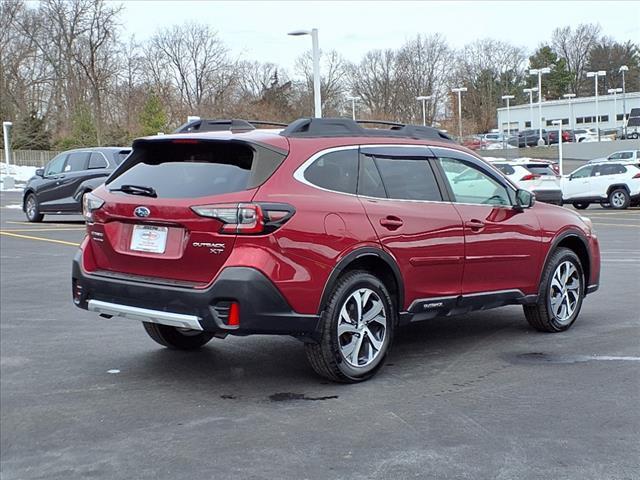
[526, 165, 555, 176]
[108, 142, 257, 198]
[494, 164, 515, 175]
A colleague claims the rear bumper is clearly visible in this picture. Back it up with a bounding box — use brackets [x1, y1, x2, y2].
[72, 251, 320, 338]
[533, 189, 563, 205]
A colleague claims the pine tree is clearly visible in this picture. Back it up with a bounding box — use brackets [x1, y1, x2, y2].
[12, 111, 51, 150]
[138, 94, 167, 136]
[529, 45, 573, 99]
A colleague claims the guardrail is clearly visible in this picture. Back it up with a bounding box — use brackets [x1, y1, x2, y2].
[0, 149, 61, 167]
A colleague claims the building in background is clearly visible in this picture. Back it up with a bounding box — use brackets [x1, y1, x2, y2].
[496, 91, 640, 133]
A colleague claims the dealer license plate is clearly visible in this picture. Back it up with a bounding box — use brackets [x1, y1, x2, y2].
[130, 225, 168, 254]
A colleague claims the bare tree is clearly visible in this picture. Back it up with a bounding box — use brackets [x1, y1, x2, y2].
[552, 23, 602, 95]
[349, 49, 399, 120]
[294, 49, 349, 117]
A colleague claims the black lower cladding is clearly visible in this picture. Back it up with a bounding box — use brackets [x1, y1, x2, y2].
[72, 251, 319, 336]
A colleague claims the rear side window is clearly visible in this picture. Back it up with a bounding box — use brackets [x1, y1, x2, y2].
[108, 141, 275, 199]
[88, 153, 108, 169]
[304, 149, 358, 194]
[65, 152, 89, 172]
[596, 164, 626, 176]
[494, 164, 515, 175]
[373, 157, 442, 201]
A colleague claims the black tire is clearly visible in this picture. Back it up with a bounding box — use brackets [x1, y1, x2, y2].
[523, 248, 585, 333]
[573, 202, 589, 210]
[304, 270, 395, 383]
[600, 203, 611, 209]
[142, 322, 214, 350]
[24, 193, 44, 222]
[608, 188, 630, 210]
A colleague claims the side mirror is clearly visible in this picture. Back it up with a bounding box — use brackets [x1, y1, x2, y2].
[35, 168, 44, 177]
[515, 189, 535, 210]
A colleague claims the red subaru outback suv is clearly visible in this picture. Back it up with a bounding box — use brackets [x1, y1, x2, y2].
[72, 118, 600, 383]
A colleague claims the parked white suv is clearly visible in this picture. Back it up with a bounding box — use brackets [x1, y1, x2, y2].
[587, 150, 640, 164]
[574, 128, 598, 143]
[563, 162, 640, 209]
[487, 159, 562, 205]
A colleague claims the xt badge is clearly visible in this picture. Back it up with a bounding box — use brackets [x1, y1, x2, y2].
[192, 241, 225, 254]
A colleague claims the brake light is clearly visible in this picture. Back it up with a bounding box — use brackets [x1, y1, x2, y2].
[171, 138, 199, 144]
[520, 174, 540, 181]
[633, 173, 640, 179]
[191, 202, 294, 234]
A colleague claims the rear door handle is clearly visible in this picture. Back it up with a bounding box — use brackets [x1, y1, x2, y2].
[380, 216, 404, 230]
[465, 219, 485, 231]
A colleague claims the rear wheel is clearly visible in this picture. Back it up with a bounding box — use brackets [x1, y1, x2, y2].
[24, 193, 44, 222]
[608, 188, 630, 210]
[305, 271, 395, 383]
[573, 202, 589, 210]
[143, 322, 214, 350]
[523, 248, 584, 332]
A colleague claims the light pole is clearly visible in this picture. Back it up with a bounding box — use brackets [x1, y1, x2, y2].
[451, 87, 467, 139]
[501, 95, 515, 137]
[416, 95, 431, 126]
[345, 96, 360, 120]
[2, 121, 14, 191]
[607, 88, 622, 130]
[563, 93, 576, 131]
[529, 67, 551, 145]
[586, 70, 606, 141]
[523, 87, 538, 128]
[620, 65, 629, 137]
[552, 119, 564, 178]
[288, 28, 321, 118]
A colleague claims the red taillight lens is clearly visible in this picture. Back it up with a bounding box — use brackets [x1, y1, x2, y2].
[520, 174, 540, 181]
[191, 202, 294, 235]
[633, 173, 640, 179]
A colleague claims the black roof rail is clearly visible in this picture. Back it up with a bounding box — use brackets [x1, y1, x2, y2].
[173, 119, 287, 134]
[280, 118, 454, 142]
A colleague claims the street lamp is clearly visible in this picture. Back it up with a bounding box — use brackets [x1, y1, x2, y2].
[608, 88, 622, 129]
[563, 93, 576, 131]
[552, 119, 564, 177]
[529, 67, 551, 145]
[288, 28, 321, 118]
[501, 95, 515, 137]
[620, 65, 629, 137]
[523, 87, 538, 128]
[586, 70, 606, 141]
[345, 96, 360, 120]
[416, 95, 431, 126]
[451, 87, 467, 139]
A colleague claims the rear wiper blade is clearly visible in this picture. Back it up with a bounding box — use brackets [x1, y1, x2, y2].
[109, 184, 157, 197]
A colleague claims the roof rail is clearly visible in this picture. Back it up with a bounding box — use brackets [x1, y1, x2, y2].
[280, 118, 454, 142]
[173, 119, 287, 134]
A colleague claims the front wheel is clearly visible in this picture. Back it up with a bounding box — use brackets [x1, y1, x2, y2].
[523, 248, 584, 332]
[305, 271, 395, 383]
[143, 322, 214, 350]
[608, 188, 630, 210]
[24, 193, 44, 222]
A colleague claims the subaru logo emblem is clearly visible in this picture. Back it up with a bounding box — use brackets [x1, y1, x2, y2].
[134, 206, 150, 218]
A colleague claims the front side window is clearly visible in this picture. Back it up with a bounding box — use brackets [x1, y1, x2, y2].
[44, 154, 67, 176]
[571, 166, 592, 179]
[439, 157, 511, 206]
[304, 149, 358, 194]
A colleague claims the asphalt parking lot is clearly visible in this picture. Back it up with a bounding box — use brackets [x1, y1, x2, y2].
[1, 187, 639, 480]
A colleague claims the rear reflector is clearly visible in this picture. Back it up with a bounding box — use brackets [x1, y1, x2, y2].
[228, 302, 240, 326]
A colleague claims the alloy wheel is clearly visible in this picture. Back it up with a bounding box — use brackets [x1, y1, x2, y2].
[611, 191, 626, 208]
[549, 261, 581, 325]
[337, 288, 387, 368]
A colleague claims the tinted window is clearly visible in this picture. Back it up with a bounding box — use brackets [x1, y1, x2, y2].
[620, 152, 633, 159]
[65, 152, 89, 172]
[88, 153, 108, 169]
[571, 166, 592, 178]
[494, 164, 515, 175]
[108, 142, 254, 198]
[526, 165, 555, 176]
[358, 155, 386, 198]
[439, 157, 510, 206]
[373, 157, 441, 201]
[304, 149, 358, 194]
[596, 164, 626, 176]
[44, 154, 67, 176]
[114, 150, 131, 165]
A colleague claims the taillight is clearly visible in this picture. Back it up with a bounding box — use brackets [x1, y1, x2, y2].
[633, 173, 640, 179]
[520, 174, 540, 181]
[191, 202, 294, 235]
[83, 192, 105, 222]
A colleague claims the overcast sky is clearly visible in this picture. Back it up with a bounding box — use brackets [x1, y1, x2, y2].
[116, 1, 640, 71]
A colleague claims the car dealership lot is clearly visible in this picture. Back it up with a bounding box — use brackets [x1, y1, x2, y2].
[1, 190, 638, 479]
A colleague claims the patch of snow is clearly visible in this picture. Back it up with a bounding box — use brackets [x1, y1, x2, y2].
[0, 164, 37, 182]
[4, 204, 23, 209]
